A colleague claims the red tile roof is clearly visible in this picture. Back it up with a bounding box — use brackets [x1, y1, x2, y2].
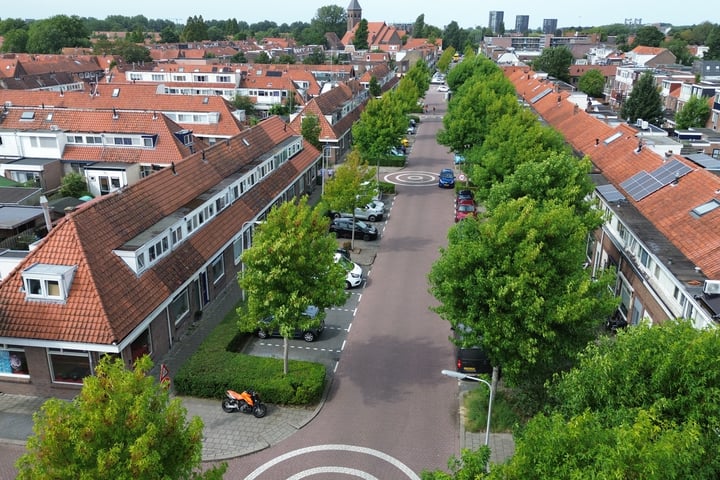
[0, 116, 319, 345]
[505, 66, 720, 279]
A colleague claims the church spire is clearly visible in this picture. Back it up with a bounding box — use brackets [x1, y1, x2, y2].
[347, 0, 362, 32]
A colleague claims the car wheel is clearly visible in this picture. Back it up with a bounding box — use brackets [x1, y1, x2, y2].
[303, 331, 316, 342]
[368, 215, 377, 222]
[345, 280, 352, 289]
[257, 330, 268, 339]
[333, 212, 341, 219]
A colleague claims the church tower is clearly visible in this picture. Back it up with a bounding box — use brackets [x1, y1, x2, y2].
[347, 0, 362, 32]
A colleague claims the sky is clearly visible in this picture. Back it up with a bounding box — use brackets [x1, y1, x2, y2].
[0, 0, 708, 30]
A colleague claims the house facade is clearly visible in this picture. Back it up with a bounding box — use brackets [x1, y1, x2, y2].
[0, 116, 321, 398]
[506, 67, 720, 332]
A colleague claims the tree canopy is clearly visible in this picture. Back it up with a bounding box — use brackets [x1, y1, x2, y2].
[620, 71, 664, 125]
[238, 197, 347, 374]
[577, 69, 606, 98]
[16, 356, 226, 479]
[532, 46, 573, 82]
[26, 15, 90, 53]
[352, 19, 369, 50]
[675, 95, 711, 129]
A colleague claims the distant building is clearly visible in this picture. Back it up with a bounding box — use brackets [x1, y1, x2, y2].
[543, 18, 558, 35]
[515, 15, 529, 35]
[347, 0, 362, 32]
[489, 11, 504, 35]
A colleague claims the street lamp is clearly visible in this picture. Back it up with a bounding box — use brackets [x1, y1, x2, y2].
[442, 369, 494, 448]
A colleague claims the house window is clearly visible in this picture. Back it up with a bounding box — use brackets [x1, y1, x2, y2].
[137, 252, 145, 270]
[233, 236, 243, 265]
[0, 346, 29, 376]
[211, 255, 224, 284]
[170, 289, 190, 325]
[171, 226, 183, 245]
[48, 349, 91, 384]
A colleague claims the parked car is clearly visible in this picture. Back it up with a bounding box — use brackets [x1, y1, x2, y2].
[360, 181, 384, 206]
[438, 168, 455, 188]
[407, 125, 416, 135]
[329, 217, 379, 241]
[454, 153, 465, 165]
[455, 200, 477, 222]
[437, 85, 450, 93]
[455, 189, 474, 204]
[390, 146, 406, 156]
[336, 247, 351, 261]
[331, 203, 384, 222]
[335, 252, 363, 288]
[256, 305, 325, 342]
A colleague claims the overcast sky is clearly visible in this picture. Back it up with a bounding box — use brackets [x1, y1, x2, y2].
[1, 0, 705, 30]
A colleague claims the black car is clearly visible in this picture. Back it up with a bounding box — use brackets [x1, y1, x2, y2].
[329, 218, 379, 241]
[256, 305, 325, 342]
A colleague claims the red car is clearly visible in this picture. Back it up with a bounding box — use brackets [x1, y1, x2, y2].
[454, 199, 477, 222]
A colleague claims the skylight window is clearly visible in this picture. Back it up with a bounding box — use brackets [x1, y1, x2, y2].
[20, 111, 35, 120]
[112, 88, 120, 97]
[691, 199, 720, 217]
[604, 132, 622, 145]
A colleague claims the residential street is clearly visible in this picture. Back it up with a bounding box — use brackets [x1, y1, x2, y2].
[217, 89, 461, 478]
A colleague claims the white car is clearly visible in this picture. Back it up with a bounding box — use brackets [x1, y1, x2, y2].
[334, 203, 384, 222]
[334, 253, 363, 288]
[437, 85, 450, 93]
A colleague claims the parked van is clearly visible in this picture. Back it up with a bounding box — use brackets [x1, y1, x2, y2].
[452, 324, 492, 374]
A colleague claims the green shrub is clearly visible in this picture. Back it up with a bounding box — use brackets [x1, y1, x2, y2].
[174, 304, 326, 405]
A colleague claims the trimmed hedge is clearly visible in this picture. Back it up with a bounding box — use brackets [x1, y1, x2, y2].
[173, 304, 326, 405]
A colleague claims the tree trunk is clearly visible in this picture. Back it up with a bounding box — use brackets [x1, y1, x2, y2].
[283, 337, 289, 375]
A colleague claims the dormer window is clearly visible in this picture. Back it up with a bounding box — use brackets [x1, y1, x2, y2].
[22, 264, 77, 302]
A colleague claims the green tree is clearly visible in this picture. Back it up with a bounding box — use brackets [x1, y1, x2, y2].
[231, 95, 256, 119]
[113, 39, 152, 63]
[429, 196, 617, 393]
[421, 447, 490, 479]
[231, 50, 247, 63]
[301, 114, 322, 149]
[577, 68, 606, 98]
[704, 24, 720, 60]
[436, 46, 456, 74]
[351, 97, 406, 161]
[303, 47, 326, 65]
[1, 28, 29, 52]
[412, 14, 426, 38]
[620, 71, 664, 125]
[352, 19, 369, 50]
[491, 320, 720, 478]
[662, 37, 694, 65]
[16, 356, 226, 480]
[368, 75, 381, 97]
[442, 21, 466, 51]
[238, 198, 347, 374]
[0, 18, 28, 35]
[675, 95, 711, 129]
[159, 25, 180, 43]
[631, 25, 666, 48]
[255, 51, 272, 64]
[311, 5, 347, 40]
[182, 15, 208, 42]
[26, 15, 90, 54]
[532, 46, 573, 82]
[321, 151, 376, 249]
[58, 172, 89, 198]
[125, 26, 145, 43]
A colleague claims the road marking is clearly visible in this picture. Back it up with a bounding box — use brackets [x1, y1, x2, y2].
[245, 444, 420, 480]
[288, 466, 380, 480]
[341, 340, 346, 351]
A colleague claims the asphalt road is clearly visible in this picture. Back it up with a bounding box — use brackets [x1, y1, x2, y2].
[217, 88, 461, 478]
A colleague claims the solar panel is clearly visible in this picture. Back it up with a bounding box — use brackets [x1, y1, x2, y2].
[596, 184, 626, 203]
[620, 171, 663, 201]
[651, 159, 692, 185]
[530, 88, 553, 104]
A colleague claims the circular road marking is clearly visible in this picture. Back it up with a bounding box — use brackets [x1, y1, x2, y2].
[245, 444, 421, 480]
[382, 170, 438, 187]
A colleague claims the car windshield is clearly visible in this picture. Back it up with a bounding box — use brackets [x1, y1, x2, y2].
[441, 172, 454, 179]
[355, 220, 369, 229]
[336, 256, 353, 270]
[458, 204, 475, 212]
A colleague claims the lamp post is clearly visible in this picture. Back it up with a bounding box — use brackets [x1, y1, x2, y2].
[240, 220, 263, 300]
[442, 369, 494, 448]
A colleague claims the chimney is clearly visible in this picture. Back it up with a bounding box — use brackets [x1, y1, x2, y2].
[40, 195, 53, 232]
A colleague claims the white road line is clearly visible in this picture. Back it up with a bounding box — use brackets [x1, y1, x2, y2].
[287, 466, 379, 480]
[341, 340, 346, 351]
[347, 323, 352, 333]
[244, 444, 420, 480]
[333, 361, 339, 373]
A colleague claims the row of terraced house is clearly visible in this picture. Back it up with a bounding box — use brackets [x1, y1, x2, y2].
[0, 37, 411, 396]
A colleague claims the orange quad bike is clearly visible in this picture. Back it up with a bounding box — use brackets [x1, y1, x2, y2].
[221, 389, 267, 418]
